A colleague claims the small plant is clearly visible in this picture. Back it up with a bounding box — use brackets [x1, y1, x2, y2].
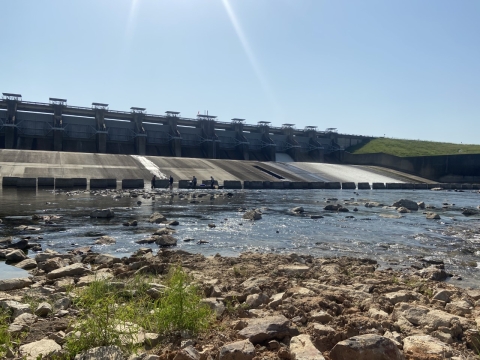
[154, 265, 213, 334]
[0, 309, 13, 358]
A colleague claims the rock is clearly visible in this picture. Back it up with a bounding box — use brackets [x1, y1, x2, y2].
[417, 201, 425, 209]
[35, 249, 62, 262]
[19, 339, 62, 360]
[11, 312, 37, 326]
[219, 339, 255, 360]
[368, 308, 389, 320]
[245, 293, 270, 308]
[426, 212, 440, 220]
[243, 210, 262, 221]
[35, 302, 53, 317]
[278, 265, 309, 275]
[14, 258, 37, 270]
[149, 212, 167, 223]
[77, 272, 114, 287]
[0, 277, 33, 291]
[54, 297, 72, 311]
[403, 335, 452, 359]
[324, 204, 344, 211]
[208, 223, 216, 228]
[155, 235, 177, 247]
[384, 291, 419, 305]
[47, 263, 91, 280]
[268, 292, 285, 309]
[237, 315, 293, 344]
[39, 257, 66, 272]
[90, 208, 115, 218]
[432, 289, 453, 303]
[310, 215, 324, 219]
[290, 334, 326, 360]
[329, 334, 404, 360]
[74, 345, 124, 360]
[311, 323, 335, 337]
[462, 209, 479, 216]
[392, 199, 418, 211]
[173, 345, 201, 360]
[310, 311, 333, 324]
[201, 298, 225, 318]
[445, 300, 473, 316]
[5, 249, 27, 262]
[292, 207, 304, 213]
[95, 254, 121, 265]
[419, 266, 447, 281]
[95, 235, 116, 245]
[397, 207, 410, 214]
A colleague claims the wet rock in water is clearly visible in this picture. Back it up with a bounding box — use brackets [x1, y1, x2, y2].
[73, 345, 124, 360]
[14, 225, 41, 232]
[5, 249, 27, 263]
[419, 266, 448, 281]
[95, 235, 116, 245]
[136, 237, 157, 244]
[165, 220, 179, 226]
[19, 339, 62, 360]
[197, 240, 209, 244]
[392, 199, 418, 211]
[397, 207, 410, 214]
[292, 206, 304, 213]
[329, 334, 404, 360]
[14, 258, 37, 270]
[403, 335, 452, 359]
[324, 204, 344, 211]
[7, 239, 30, 250]
[149, 212, 167, 223]
[462, 208, 479, 216]
[38, 257, 66, 273]
[0, 277, 33, 291]
[90, 208, 115, 218]
[208, 223, 216, 228]
[154, 228, 175, 236]
[417, 201, 425, 209]
[219, 339, 255, 360]
[123, 220, 138, 226]
[155, 235, 177, 247]
[310, 215, 323, 219]
[243, 210, 262, 221]
[46, 263, 91, 280]
[365, 202, 383, 207]
[425, 212, 440, 220]
[237, 315, 294, 344]
[290, 334, 326, 360]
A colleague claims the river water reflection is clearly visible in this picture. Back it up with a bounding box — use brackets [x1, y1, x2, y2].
[1, 187, 479, 287]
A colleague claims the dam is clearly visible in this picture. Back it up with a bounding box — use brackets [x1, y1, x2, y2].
[0, 93, 370, 162]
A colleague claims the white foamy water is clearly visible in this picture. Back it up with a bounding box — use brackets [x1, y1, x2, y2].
[131, 155, 167, 179]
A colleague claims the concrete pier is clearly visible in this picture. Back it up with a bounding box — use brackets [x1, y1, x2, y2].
[55, 178, 74, 188]
[357, 182, 371, 190]
[325, 182, 341, 189]
[122, 179, 144, 189]
[341, 182, 356, 189]
[38, 177, 54, 187]
[372, 183, 386, 189]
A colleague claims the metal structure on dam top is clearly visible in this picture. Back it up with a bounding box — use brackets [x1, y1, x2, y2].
[0, 93, 371, 162]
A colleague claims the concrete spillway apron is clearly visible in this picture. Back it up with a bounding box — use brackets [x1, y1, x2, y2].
[131, 155, 167, 179]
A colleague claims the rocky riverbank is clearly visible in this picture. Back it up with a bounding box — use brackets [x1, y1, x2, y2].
[1, 247, 480, 359]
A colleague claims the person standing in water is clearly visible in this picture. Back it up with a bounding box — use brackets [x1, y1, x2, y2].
[210, 176, 215, 189]
[151, 175, 156, 190]
[169, 175, 174, 190]
[192, 176, 197, 189]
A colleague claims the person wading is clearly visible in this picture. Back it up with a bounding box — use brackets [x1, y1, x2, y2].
[151, 175, 156, 190]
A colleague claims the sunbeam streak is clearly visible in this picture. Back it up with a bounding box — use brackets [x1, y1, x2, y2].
[221, 0, 281, 117]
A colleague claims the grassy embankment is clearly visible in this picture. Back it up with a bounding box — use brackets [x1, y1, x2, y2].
[347, 138, 480, 157]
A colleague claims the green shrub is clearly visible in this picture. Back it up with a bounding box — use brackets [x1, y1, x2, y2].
[154, 265, 213, 334]
[0, 309, 13, 358]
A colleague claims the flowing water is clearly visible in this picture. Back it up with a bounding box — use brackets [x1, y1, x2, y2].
[1, 187, 480, 287]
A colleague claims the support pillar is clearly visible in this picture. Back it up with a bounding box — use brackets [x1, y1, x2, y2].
[131, 109, 146, 155]
[233, 120, 249, 160]
[4, 99, 18, 149]
[282, 126, 299, 161]
[52, 103, 64, 151]
[257, 123, 275, 161]
[94, 107, 107, 153]
[167, 114, 182, 157]
[197, 116, 219, 159]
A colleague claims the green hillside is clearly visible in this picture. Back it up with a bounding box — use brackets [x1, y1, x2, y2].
[348, 138, 480, 157]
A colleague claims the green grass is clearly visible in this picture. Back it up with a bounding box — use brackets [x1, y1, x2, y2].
[348, 138, 480, 157]
[0, 309, 13, 358]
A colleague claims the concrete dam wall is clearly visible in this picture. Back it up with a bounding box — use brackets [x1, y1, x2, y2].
[0, 149, 436, 190]
[328, 151, 480, 183]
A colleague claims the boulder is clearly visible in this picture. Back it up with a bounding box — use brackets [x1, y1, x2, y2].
[392, 199, 418, 211]
[6, 249, 27, 262]
[237, 315, 293, 344]
[90, 208, 115, 218]
[417, 201, 425, 209]
[0, 300, 32, 318]
[426, 212, 440, 220]
[432, 289, 453, 303]
[173, 345, 201, 360]
[419, 266, 447, 281]
[95, 236, 116, 245]
[445, 300, 473, 316]
[243, 210, 262, 221]
[155, 235, 177, 247]
[14, 258, 37, 270]
[324, 204, 343, 211]
[74, 345, 124, 360]
[290, 334, 326, 360]
[462, 208, 479, 216]
[201, 298, 225, 318]
[47, 263, 91, 280]
[95, 254, 121, 265]
[77, 272, 114, 287]
[329, 334, 404, 360]
[397, 207, 410, 214]
[39, 257, 66, 272]
[35, 249, 62, 263]
[245, 293, 270, 309]
[54, 297, 72, 311]
[149, 212, 167, 223]
[292, 207, 304, 213]
[0, 277, 33, 291]
[219, 339, 255, 360]
[35, 302, 53, 317]
[19, 339, 61, 360]
[403, 335, 452, 359]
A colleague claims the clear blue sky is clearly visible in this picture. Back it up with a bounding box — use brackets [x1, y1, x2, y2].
[1, 0, 479, 144]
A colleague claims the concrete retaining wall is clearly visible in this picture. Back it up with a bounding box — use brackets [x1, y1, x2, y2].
[179, 180, 191, 189]
[38, 177, 54, 187]
[414, 183, 428, 190]
[341, 182, 356, 189]
[154, 179, 170, 189]
[372, 182, 386, 189]
[244, 181, 264, 189]
[2, 177, 19, 187]
[224, 180, 242, 189]
[17, 178, 37, 187]
[308, 182, 325, 189]
[386, 183, 402, 189]
[402, 183, 415, 190]
[290, 182, 308, 189]
[73, 178, 87, 188]
[357, 182, 371, 190]
[122, 179, 144, 189]
[325, 182, 341, 189]
[55, 178, 74, 188]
